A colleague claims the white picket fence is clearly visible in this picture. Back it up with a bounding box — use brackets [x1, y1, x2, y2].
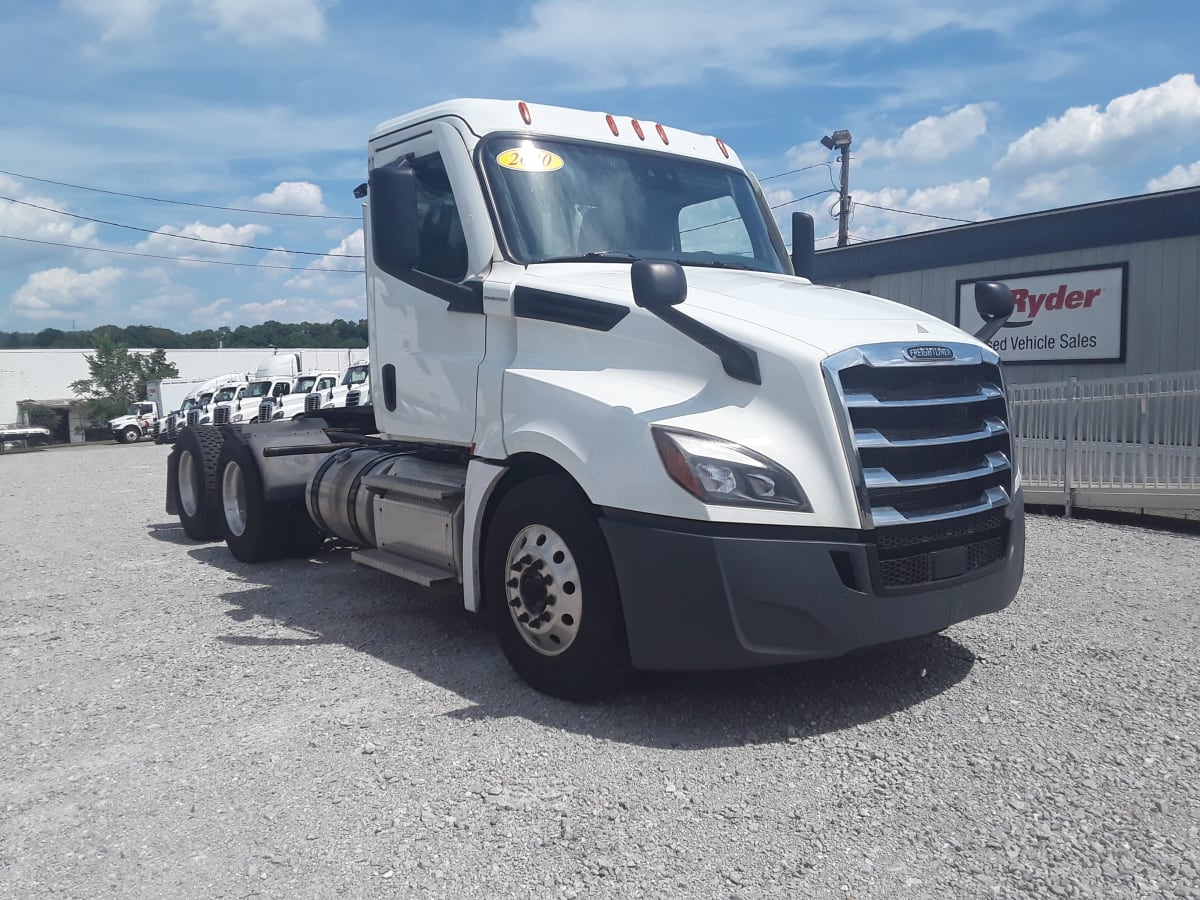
[1007, 371, 1200, 514]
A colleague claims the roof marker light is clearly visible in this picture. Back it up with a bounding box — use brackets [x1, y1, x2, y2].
[655, 123, 669, 144]
[518, 101, 532, 125]
[716, 138, 730, 158]
[631, 119, 645, 140]
[606, 114, 619, 136]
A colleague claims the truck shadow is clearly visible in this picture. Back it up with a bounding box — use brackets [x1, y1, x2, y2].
[186, 542, 977, 751]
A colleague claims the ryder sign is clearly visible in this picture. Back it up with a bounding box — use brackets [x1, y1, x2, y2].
[956, 264, 1127, 364]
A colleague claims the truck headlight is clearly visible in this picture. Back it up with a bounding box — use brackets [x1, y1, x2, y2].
[651, 426, 810, 510]
[232, 413, 243, 422]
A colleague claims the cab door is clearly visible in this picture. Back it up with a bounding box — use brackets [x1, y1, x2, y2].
[366, 121, 495, 445]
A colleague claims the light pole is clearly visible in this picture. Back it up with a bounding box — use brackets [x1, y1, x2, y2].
[820, 129, 853, 248]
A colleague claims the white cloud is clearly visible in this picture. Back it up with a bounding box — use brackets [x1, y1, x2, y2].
[253, 181, 328, 215]
[192, 297, 234, 321]
[998, 74, 1200, 171]
[64, 0, 162, 42]
[0, 178, 98, 246]
[236, 295, 364, 323]
[134, 221, 271, 259]
[860, 105, 989, 162]
[11, 266, 124, 318]
[189, 0, 328, 46]
[841, 178, 990, 240]
[1147, 161, 1200, 192]
[497, 1, 1048, 88]
[313, 229, 363, 271]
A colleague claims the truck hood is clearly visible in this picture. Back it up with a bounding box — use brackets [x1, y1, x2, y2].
[523, 263, 975, 356]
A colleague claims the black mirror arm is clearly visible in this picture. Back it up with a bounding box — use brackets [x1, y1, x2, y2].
[650, 305, 762, 385]
[974, 313, 1011, 344]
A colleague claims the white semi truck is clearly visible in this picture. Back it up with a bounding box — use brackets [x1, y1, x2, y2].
[167, 99, 1024, 699]
[301, 359, 371, 416]
[257, 369, 344, 422]
[109, 377, 212, 444]
[159, 373, 252, 441]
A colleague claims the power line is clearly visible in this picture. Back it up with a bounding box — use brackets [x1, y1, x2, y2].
[854, 201, 976, 224]
[758, 162, 834, 182]
[0, 195, 364, 258]
[0, 168, 359, 220]
[0, 233, 364, 272]
[769, 189, 838, 210]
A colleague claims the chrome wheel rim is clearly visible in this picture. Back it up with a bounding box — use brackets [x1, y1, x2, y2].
[221, 462, 248, 537]
[178, 451, 198, 517]
[504, 524, 582, 657]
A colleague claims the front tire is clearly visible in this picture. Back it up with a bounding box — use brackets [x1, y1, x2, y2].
[485, 474, 633, 700]
[174, 426, 225, 540]
[121, 425, 140, 444]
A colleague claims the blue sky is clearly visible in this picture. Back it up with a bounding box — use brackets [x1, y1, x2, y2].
[2, 0, 1199, 333]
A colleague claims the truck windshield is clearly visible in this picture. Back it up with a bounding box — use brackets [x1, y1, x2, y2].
[479, 135, 789, 274]
[180, 397, 197, 411]
[343, 365, 368, 386]
[294, 376, 318, 393]
[244, 381, 271, 399]
[214, 387, 238, 402]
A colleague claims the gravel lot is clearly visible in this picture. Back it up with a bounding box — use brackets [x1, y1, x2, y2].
[2, 441, 1198, 899]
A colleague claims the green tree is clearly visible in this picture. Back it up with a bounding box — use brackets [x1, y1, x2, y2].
[69, 337, 180, 423]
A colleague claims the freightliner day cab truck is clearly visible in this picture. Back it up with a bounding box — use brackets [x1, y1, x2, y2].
[167, 99, 1025, 699]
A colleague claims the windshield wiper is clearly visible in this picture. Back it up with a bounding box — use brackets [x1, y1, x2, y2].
[538, 251, 642, 263]
[674, 257, 753, 271]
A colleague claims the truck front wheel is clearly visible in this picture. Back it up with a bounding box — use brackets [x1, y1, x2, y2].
[485, 474, 633, 700]
[120, 425, 140, 444]
[175, 426, 225, 540]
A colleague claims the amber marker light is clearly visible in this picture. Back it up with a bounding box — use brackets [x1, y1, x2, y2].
[631, 119, 645, 140]
[606, 115, 619, 136]
[655, 123, 669, 144]
[716, 138, 730, 158]
[518, 101, 532, 125]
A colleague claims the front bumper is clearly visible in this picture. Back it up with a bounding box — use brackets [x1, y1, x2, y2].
[599, 492, 1025, 671]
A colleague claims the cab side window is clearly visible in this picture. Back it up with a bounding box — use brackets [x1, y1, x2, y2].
[272, 383, 290, 398]
[411, 154, 468, 282]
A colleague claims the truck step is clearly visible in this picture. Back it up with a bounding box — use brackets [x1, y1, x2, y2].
[351, 548, 458, 587]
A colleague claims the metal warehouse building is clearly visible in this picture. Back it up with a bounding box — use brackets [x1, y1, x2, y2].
[810, 185, 1200, 385]
[809, 187, 1200, 513]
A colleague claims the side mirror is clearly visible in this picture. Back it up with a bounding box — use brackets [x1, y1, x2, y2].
[791, 212, 814, 279]
[973, 281, 1016, 344]
[368, 165, 420, 279]
[631, 259, 687, 310]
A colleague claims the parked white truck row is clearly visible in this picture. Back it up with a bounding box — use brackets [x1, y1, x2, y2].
[166, 98, 1025, 699]
[109, 355, 368, 444]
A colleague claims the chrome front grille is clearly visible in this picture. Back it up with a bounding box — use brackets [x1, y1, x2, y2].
[304, 394, 322, 414]
[824, 342, 1014, 590]
[258, 400, 274, 422]
[213, 405, 230, 425]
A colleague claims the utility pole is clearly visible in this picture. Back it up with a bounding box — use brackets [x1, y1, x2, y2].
[820, 129, 853, 247]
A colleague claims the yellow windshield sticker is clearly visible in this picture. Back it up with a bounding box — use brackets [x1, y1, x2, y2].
[495, 147, 564, 172]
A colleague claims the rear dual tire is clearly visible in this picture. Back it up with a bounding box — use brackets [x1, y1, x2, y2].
[217, 432, 326, 562]
[174, 426, 226, 540]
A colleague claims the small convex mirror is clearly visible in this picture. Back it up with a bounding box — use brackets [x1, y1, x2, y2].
[631, 260, 687, 310]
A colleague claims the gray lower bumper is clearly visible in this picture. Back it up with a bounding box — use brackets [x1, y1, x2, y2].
[600, 494, 1025, 671]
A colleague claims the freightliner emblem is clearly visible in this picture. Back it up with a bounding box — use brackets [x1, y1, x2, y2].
[904, 345, 955, 361]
